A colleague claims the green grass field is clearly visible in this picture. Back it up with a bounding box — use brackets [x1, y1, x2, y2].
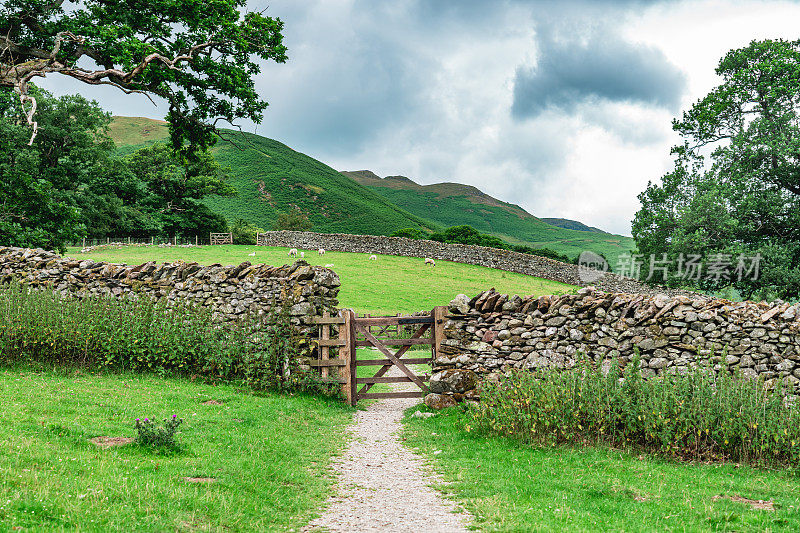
[0, 369, 352, 532]
[66, 245, 575, 315]
[404, 407, 800, 532]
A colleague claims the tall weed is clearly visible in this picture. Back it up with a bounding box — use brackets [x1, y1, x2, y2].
[0, 282, 338, 397]
[471, 354, 800, 466]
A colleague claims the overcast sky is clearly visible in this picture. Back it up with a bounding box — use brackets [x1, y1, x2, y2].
[40, 0, 800, 236]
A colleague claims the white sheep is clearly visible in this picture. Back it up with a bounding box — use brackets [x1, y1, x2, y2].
[288, 248, 298, 257]
[300, 251, 305, 258]
[318, 248, 326, 255]
[369, 254, 377, 261]
[425, 257, 436, 266]
[325, 263, 335, 268]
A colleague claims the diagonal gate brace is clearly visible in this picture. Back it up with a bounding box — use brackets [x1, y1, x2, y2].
[355, 324, 428, 392]
[357, 323, 430, 395]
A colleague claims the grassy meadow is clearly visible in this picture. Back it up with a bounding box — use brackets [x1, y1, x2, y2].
[0, 370, 352, 532]
[404, 407, 800, 532]
[66, 244, 575, 315]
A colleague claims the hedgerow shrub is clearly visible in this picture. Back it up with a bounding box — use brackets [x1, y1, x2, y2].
[470, 354, 800, 467]
[0, 282, 338, 397]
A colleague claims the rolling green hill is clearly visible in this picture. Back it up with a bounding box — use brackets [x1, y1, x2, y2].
[108, 117, 634, 265]
[540, 218, 604, 233]
[342, 171, 635, 264]
[108, 117, 435, 236]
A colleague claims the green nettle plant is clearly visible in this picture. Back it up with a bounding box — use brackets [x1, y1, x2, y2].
[134, 415, 183, 448]
[0, 282, 338, 397]
[471, 352, 800, 467]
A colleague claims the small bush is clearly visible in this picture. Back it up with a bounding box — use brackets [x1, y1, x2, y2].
[471, 354, 800, 467]
[230, 218, 264, 245]
[135, 415, 183, 448]
[274, 208, 312, 231]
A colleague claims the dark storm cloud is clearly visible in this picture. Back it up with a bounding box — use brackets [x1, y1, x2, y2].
[511, 29, 687, 118]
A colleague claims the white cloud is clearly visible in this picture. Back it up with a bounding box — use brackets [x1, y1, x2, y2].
[35, 0, 800, 238]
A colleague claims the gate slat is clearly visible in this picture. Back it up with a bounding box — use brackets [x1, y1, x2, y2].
[354, 338, 432, 346]
[355, 324, 427, 391]
[308, 358, 347, 367]
[356, 375, 430, 384]
[358, 392, 425, 400]
[355, 357, 431, 366]
[353, 316, 433, 326]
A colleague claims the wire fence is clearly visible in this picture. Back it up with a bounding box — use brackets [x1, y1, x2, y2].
[69, 235, 212, 248]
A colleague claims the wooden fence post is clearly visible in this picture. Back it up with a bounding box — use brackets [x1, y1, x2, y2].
[349, 309, 357, 406]
[320, 311, 330, 380]
[340, 309, 355, 405]
[432, 306, 446, 361]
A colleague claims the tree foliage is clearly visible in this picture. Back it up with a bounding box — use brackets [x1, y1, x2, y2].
[230, 218, 264, 245]
[389, 228, 428, 239]
[274, 208, 312, 232]
[1, 86, 95, 250]
[0, 88, 233, 250]
[633, 39, 800, 299]
[0, 0, 287, 154]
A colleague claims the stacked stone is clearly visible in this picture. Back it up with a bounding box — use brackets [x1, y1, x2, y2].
[427, 286, 800, 405]
[0, 247, 340, 335]
[257, 230, 694, 296]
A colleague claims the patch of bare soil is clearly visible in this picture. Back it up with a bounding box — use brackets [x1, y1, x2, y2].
[90, 436, 133, 448]
[202, 400, 223, 405]
[713, 495, 776, 511]
[182, 477, 216, 483]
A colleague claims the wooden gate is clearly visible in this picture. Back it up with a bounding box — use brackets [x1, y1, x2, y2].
[209, 232, 233, 245]
[312, 307, 446, 406]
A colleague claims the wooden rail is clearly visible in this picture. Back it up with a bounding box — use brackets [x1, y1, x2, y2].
[311, 307, 446, 406]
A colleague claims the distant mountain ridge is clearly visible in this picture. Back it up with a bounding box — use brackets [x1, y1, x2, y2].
[107, 117, 634, 264]
[342, 170, 635, 263]
[108, 117, 435, 237]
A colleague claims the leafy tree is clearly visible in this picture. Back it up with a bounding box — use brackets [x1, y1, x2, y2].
[230, 218, 264, 245]
[0, 0, 287, 154]
[512, 244, 573, 264]
[633, 39, 800, 299]
[1, 87, 95, 251]
[1, 87, 236, 249]
[274, 209, 312, 231]
[124, 143, 234, 238]
[442, 225, 482, 245]
[390, 228, 428, 239]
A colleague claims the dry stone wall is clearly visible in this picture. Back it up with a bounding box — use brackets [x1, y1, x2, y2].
[0, 247, 340, 335]
[257, 230, 688, 296]
[425, 287, 800, 406]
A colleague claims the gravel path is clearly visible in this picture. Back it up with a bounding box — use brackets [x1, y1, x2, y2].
[304, 376, 471, 532]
